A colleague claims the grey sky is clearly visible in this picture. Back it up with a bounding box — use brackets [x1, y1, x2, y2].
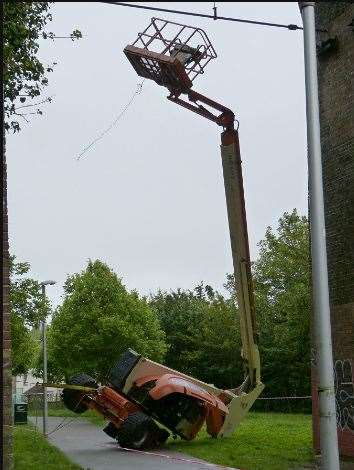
[7, 2, 307, 308]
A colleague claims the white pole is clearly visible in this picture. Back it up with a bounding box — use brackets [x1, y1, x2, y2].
[299, 3, 340, 470]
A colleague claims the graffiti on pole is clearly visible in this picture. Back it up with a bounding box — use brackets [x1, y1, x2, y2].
[334, 359, 354, 432]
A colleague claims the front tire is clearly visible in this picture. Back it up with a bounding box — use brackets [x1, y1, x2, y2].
[103, 422, 119, 439]
[116, 411, 169, 450]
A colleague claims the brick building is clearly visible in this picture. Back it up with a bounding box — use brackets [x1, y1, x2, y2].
[2, 159, 13, 469]
[311, 2, 354, 458]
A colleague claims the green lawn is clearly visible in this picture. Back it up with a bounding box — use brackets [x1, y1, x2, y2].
[168, 412, 314, 470]
[14, 424, 82, 470]
[29, 402, 106, 427]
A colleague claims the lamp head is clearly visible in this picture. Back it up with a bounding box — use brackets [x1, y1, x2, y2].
[40, 280, 56, 286]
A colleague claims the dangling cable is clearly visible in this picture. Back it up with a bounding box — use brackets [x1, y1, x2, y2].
[76, 79, 146, 161]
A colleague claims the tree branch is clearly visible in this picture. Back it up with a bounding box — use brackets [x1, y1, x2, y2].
[13, 112, 30, 123]
[14, 97, 52, 110]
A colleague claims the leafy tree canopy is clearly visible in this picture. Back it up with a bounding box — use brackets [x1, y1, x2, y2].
[10, 255, 49, 326]
[150, 283, 244, 389]
[9, 255, 47, 375]
[226, 209, 310, 405]
[254, 210, 310, 400]
[4, 1, 81, 132]
[150, 287, 206, 374]
[48, 260, 167, 381]
[11, 313, 37, 376]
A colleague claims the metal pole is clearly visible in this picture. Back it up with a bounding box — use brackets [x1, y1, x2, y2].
[41, 284, 48, 437]
[299, 3, 340, 469]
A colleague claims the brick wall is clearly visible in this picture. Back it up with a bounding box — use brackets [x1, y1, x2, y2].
[312, 2, 354, 458]
[2, 155, 13, 469]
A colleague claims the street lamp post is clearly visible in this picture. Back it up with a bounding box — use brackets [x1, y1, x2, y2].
[40, 280, 56, 437]
[299, 3, 340, 470]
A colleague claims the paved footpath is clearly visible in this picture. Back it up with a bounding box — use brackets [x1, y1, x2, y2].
[29, 417, 240, 470]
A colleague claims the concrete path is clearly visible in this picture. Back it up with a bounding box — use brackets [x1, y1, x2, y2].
[29, 417, 239, 470]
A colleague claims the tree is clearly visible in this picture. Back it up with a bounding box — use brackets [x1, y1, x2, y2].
[10, 313, 37, 376]
[10, 255, 49, 326]
[48, 260, 167, 381]
[255, 210, 310, 400]
[186, 293, 244, 389]
[4, 1, 81, 132]
[150, 284, 244, 389]
[225, 209, 310, 408]
[9, 255, 47, 375]
[150, 287, 206, 374]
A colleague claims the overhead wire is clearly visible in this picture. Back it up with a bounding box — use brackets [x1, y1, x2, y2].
[76, 3, 327, 160]
[99, 1, 328, 32]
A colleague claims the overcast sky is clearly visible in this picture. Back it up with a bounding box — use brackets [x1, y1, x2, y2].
[7, 2, 308, 308]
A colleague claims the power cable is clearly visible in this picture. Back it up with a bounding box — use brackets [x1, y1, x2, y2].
[30, 386, 89, 437]
[45, 392, 90, 436]
[99, 2, 327, 32]
[76, 79, 145, 161]
[46, 416, 79, 436]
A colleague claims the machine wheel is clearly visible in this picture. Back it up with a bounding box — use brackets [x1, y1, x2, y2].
[116, 411, 169, 450]
[61, 373, 98, 414]
[103, 422, 119, 439]
[108, 349, 141, 391]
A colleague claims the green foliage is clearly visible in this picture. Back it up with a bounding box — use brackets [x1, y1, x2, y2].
[186, 292, 244, 389]
[150, 284, 244, 389]
[9, 255, 47, 375]
[3, 1, 81, 132]
[254, 210, 310, 402]
[226, 209, 310, 408]
[150, 288, 205, 374]
[48, 260, 167, 381]
[152, 210, 310, 408]
[10, 255, 49, 326]
[11, 312, 37, 376]
[32, 344, 64, 383]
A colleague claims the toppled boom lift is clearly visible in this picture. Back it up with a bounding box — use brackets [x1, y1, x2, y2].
[60, 18, 264, 450]
[123, 15, 264, 416]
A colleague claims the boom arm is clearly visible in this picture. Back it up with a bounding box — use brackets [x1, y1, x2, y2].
[168, 89, 262, 389]
[220, 129, 261, 388]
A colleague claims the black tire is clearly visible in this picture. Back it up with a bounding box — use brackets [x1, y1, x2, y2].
[108, 349, 141, 392]
[116, 411, 169, 450]
[61, 373, 98, 414]
[103, 422, 119, 439]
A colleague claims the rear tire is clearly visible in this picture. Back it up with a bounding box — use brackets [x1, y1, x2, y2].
[108, 349, 141, 392]
[116, 411, 169, 450]
[61, 373, 98, 414]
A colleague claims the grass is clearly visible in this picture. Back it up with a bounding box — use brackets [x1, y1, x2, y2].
[30, 403, 314, 470]
[168, 412, 314, 470]
[29, 402, 106, 427]
[14, 424, 82, 470]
